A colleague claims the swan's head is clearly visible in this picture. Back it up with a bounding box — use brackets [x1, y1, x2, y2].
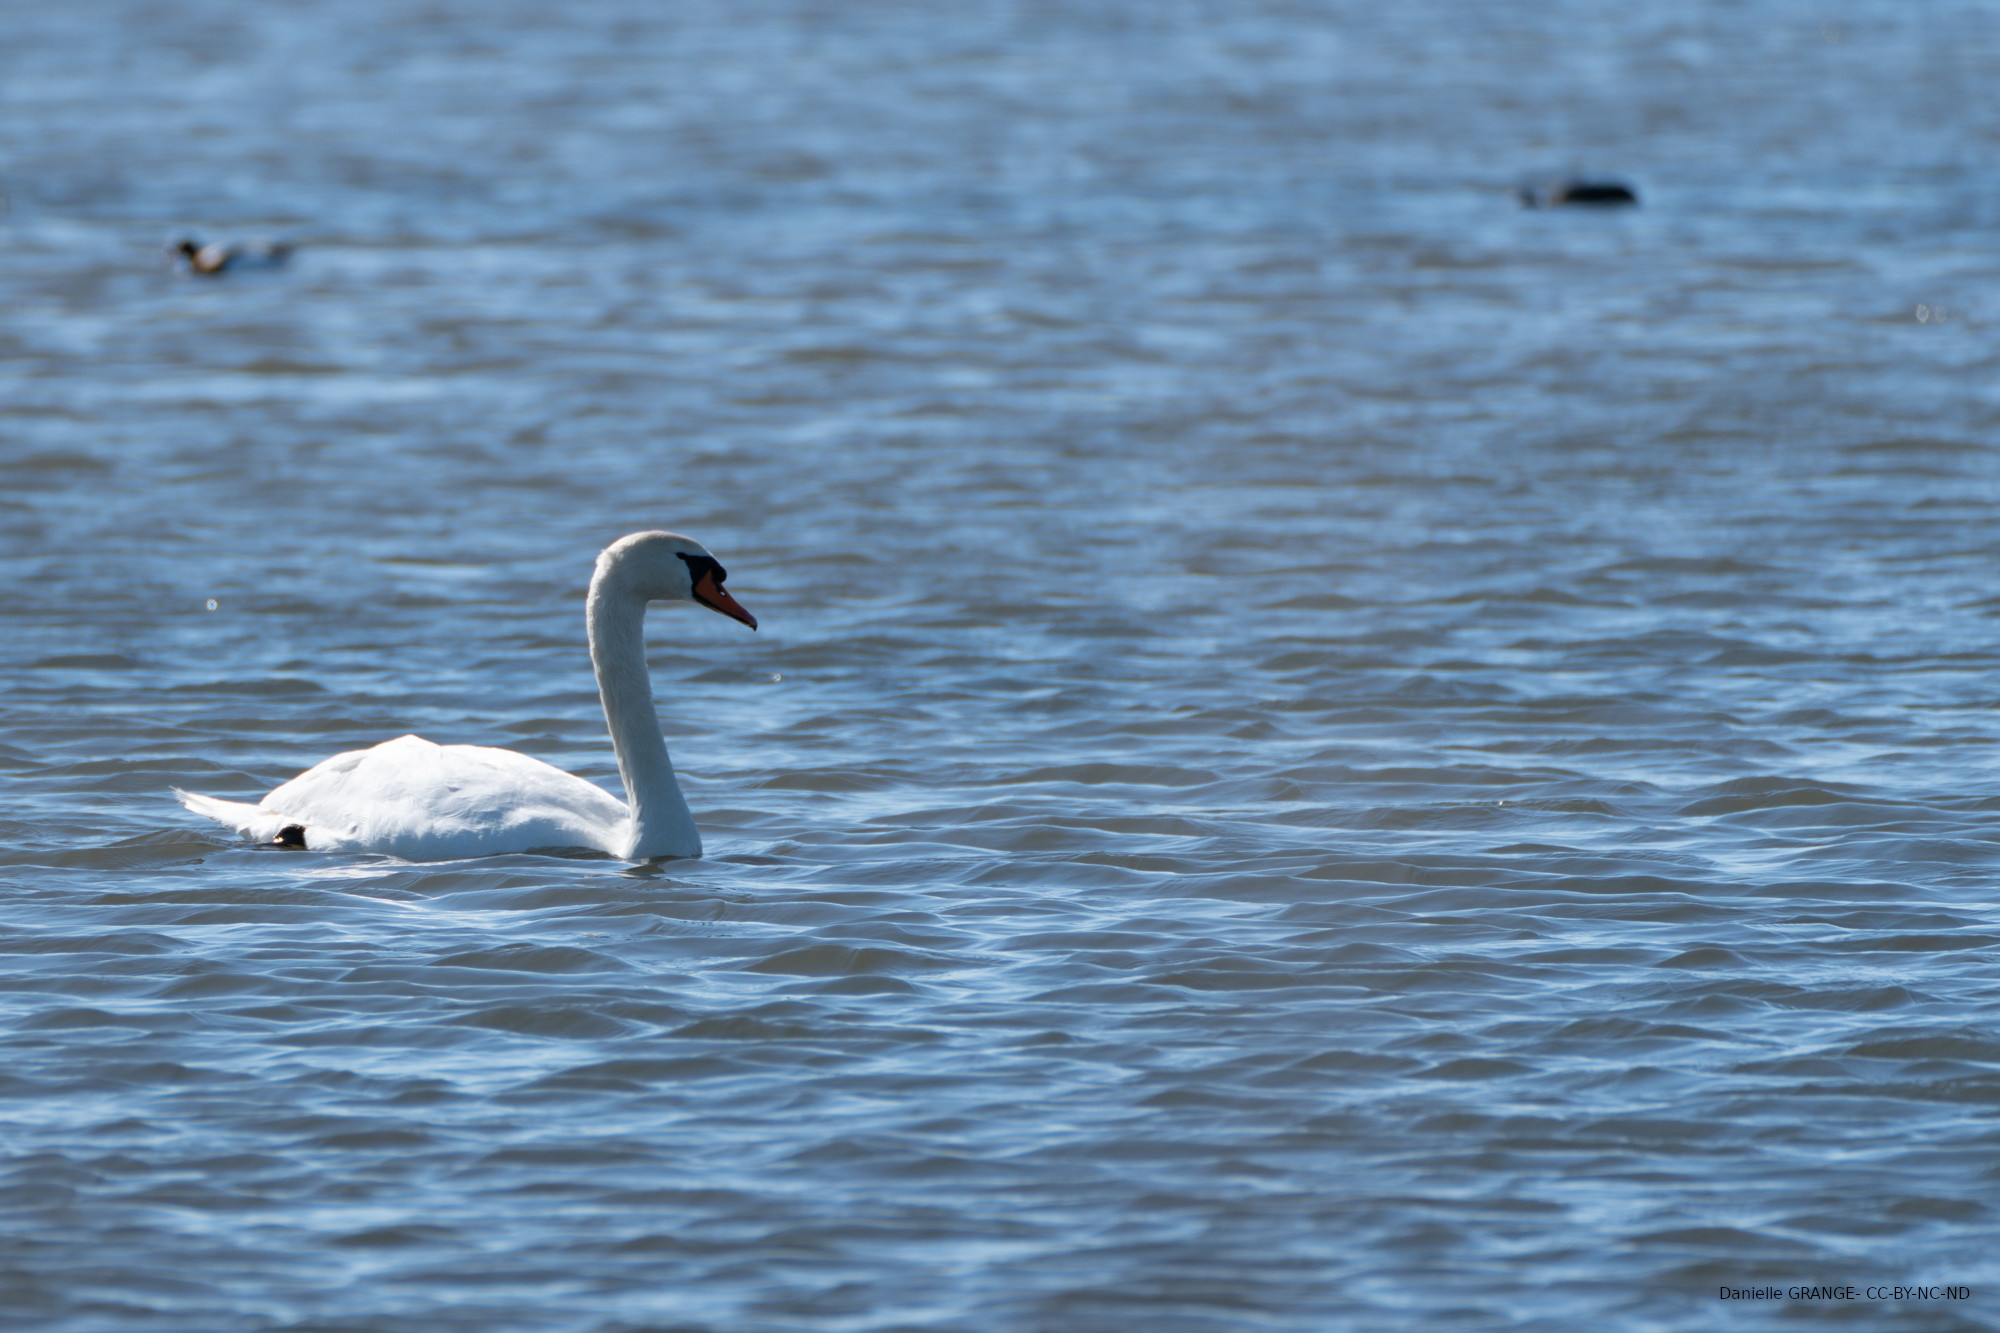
[596, 531, 757, 630]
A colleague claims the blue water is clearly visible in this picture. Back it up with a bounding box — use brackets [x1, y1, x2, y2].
[4, 1, 2000, 1328]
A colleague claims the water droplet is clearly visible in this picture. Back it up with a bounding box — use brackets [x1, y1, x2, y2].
[205, 598, 218, 611]
[1916, 305, 1930, 323]
[769, 672, 783, 682]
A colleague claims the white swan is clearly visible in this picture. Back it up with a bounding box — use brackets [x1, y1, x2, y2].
[175, 531, 757, 861]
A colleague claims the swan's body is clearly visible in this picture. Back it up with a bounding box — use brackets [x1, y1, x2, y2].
[176, 735, 636, 860]
[176, 531, 756, 861]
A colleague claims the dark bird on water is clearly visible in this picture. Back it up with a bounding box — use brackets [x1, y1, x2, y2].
[171, 237, 294, 275]
[1519, 179, 1639, 209]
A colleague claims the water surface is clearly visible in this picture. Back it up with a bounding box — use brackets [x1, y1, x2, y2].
[4, 1, 2000, 1329]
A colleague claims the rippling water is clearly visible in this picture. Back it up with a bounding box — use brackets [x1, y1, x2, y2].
[6, 1, 2000, 1328]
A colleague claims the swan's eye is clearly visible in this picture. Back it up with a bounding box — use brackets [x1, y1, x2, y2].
[675, 552, 727, 589]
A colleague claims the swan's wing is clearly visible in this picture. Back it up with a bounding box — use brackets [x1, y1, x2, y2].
[183, 734, 630, 859]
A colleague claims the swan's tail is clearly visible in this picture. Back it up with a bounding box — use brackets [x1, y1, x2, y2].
[174, 788, 294, 843]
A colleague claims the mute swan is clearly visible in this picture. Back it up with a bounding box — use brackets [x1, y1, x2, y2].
[176, 531, 757, 861]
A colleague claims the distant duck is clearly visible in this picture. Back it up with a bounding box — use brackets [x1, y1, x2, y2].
[1519, 179, 1639, 209]
[171, 236, 293, 275]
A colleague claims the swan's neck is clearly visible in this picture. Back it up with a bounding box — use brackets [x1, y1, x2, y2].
[587, 582, 700, 860]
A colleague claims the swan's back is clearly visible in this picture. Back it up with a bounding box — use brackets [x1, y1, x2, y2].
[183, 734, 631, 860]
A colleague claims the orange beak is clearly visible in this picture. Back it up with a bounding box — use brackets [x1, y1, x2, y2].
[693, 571, 757, 630]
